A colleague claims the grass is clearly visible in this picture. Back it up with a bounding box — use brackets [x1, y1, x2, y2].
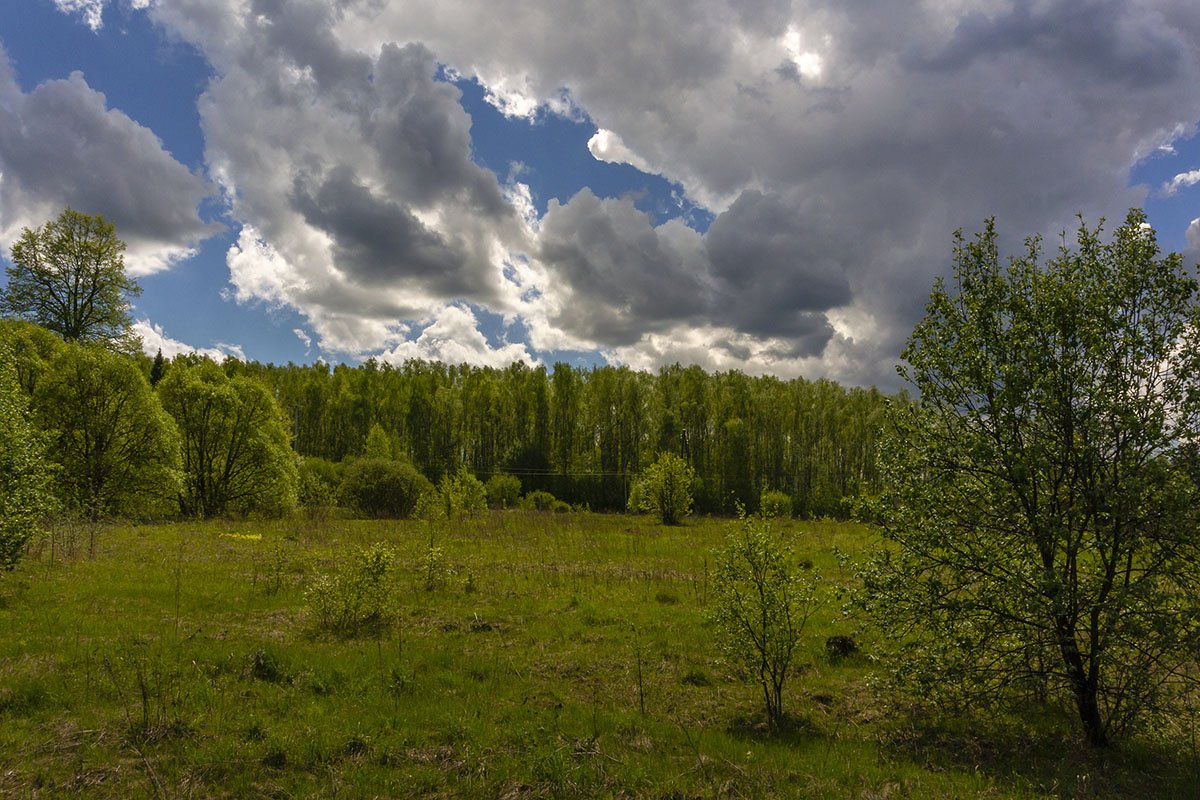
[0, 511, 1196, 798]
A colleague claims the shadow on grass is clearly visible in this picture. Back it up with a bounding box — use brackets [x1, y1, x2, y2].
[726, 710, 822, 746]
[878, 707, 1200, 799]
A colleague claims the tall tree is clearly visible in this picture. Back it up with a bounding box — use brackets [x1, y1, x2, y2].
[1, 210, 142, 352]
[860, 211, 1200, 746]
[34, 344, 181, 520]
[159, 360, 298, 518]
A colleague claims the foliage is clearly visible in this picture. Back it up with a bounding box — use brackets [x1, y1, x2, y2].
[422, 466, 487, 521]
[33, 343, 180, 520]
[305, 543, 396, 636]
[759, 489, 793, 519]
[0, 319, 65, 395]
[0, 351, 55, 569]
[1, 209, 142, 352]
[158, 359, 298, 518]
[484, 472, 522, 509]
[521, 489, 558, 511]
[709, 512, 819, 729]
[149, 348, 166, 387]
[337, 458, 432, 519]
[297, 456, 341, 509]
[859, 211, 1200, 747]
[631, 452, 696, 525]
[362, 422, 395, 459]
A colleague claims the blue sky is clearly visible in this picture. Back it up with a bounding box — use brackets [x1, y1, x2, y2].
[1, 0, 1199, 386]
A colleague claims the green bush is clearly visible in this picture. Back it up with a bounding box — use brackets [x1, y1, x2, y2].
[760, 489, 793, 519]
[709, 512, 819, 729]
[631, 452, 696, 525]
[298, 457, 341, 508]
[0, 351, 54, 569]
[484, 473, 522, 509]
[521, 490, 558, 511]
[305, 543, 396, 636]
[337, 458, 433, 519]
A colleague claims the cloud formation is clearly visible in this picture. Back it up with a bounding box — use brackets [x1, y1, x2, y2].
[0, 50, 213, 275]
[133, 318, 244, 361]
[114, 0, 1200, 382]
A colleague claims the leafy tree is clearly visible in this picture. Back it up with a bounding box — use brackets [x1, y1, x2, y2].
[33, 344, 181, 520]
[710, 512, 819, 729]
[424, 466, 487, 520]
[298, 456, 342, 509]
[759, 489, 793, 519]
[337, 458, 432, 519]
[362, 422, 394, 459]
[859, 211, 1200, 746]
[0, 319, 65, 395]
[159, 360, 298, 518]
[631, 452, 695, 524]
[1, 209, 142, 352]
[0, 350, 55, 569]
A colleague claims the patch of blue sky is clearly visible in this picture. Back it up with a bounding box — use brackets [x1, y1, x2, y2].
[1129, 128, 1200, 255]
[454, 76, 714, 233]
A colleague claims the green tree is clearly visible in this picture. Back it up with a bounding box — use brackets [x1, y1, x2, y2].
[149, 348, 166, 386]
[362, 422, 394, 459]
[631, 452, 695, 525]
[34, 344, 180, 520]
[484, 472, 521, 509]
[710, 512, 819, 729]
[860, 211, 1200, 746]
[0, 349, 55, 569]
[159, 360, 298, 518]
[1, 209, 142, 352]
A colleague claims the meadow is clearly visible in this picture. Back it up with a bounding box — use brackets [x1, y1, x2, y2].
[0, 511, 1195, 799]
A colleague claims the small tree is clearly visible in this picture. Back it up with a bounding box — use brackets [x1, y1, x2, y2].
[158, 360, 298, 518]
[1, 209, 142, 352]
[0, 351, 54, 569]
[428, 466, 487, 520]
[34, 344, 181, 520]
[759, 489, 793, 519]
[860, 210, 1200, 746]
[710, 512, 819, 729]
[631, 452, 695, 524]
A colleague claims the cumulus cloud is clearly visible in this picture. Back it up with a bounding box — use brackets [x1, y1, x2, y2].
[133, 319, 244, 361]
[52, 0, 106, 31]
[127, 0, 1200, 383]
[378, 304, 535, 367]
[0, 50, 214, 274]
[1163, 169, 1200, 196]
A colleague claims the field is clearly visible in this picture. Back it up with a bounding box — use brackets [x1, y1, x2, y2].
[0, 512, 1196, 799]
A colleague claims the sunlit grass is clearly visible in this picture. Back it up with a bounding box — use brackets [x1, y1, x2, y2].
[0, 511, 1194, 797]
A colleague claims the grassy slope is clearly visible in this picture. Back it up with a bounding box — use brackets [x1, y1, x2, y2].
[0, 512, 1195, 798]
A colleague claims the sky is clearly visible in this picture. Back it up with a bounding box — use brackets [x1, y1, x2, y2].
[1, 0, 1199, 389]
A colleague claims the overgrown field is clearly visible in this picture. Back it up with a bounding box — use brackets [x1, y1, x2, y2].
[0, 513, 1195, 798]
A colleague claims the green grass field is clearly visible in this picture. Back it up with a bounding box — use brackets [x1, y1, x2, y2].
[1, 512, 1196, 798]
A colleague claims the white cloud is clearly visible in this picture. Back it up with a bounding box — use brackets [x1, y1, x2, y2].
[378, 305, 535, 367]
[587, 129, 658, 176]
[1162, 169, 1200, 196]
[1187, 217, 1200, 254]
[52, 0, 106, 31]
[133, 319, 244, 362]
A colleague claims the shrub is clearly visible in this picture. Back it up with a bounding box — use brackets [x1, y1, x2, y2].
[298, 457, 341, 508]
[0, 351, 54, 569]
[521, 490, 558, 511]
[484, 473, 522, 509]
[709, 512, 819, 729]
[337, 458, 432, 519]
[305, 543, 395, 636]
[760, 489, 793, 519]
[631, 452, 695, 525]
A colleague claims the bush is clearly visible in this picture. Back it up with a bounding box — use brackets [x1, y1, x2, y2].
[337, 458, 433, 519]
[631, 452, 695, 525]
[298, 457, 341, 508]
[484, 473, 522, 509]
[421, 466, 487, 520]
[0, 351, 54, 569]
[305, 543, 395, 636]
[760, 489, 793, 519]
[709, 512, 819, 729]
[521, 490, 558, 511]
